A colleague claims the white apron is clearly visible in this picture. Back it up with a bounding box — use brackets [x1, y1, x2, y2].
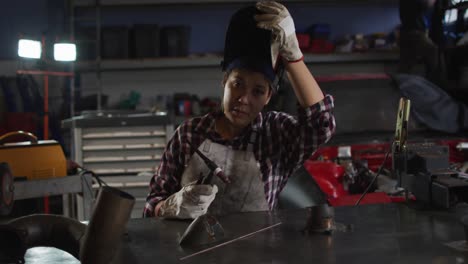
[180, 134, 269, 216]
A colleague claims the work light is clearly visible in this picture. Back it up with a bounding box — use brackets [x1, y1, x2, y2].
[54, 43, 77, 62]
[18, 39, 41, 59]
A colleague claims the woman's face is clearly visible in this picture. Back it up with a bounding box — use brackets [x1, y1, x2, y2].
[222, 68, 272, 128]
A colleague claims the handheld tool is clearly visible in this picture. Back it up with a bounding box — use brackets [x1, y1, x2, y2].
[188, 141, 230, 184]
[179, 141, 227, 246]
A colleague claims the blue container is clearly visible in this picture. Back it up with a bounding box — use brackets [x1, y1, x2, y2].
[307, 24, 331, 40]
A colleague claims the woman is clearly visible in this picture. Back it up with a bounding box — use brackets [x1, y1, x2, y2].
[143, 1, 335, 219]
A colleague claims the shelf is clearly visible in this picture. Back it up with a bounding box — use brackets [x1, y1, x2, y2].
[82, 131, 166, 139]
[76, 51, 399, 72]
[0, 60, 73, 76]
[62, 113, 171, 128]
[74, 0, 398, 7]
[2, 51, 398, 79]
[304, 52, 398, 63]
[82, 144, 166, 151]
[91, 174, 153, 188]
[83, 155, 161, 163]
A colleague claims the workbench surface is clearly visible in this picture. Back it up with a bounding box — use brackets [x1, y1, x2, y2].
[25, 203, 468, 263]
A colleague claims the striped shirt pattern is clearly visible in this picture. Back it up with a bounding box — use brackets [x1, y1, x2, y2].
[143, 95, 335, 217]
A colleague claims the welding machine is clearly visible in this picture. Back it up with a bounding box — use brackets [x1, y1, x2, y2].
[0, 131, 67, 181]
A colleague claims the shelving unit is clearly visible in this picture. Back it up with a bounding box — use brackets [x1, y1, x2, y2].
[75, 51, 399, 72]
[69, 0, 103, 112]
[68, 0, 402, 112]
[73, 0, 398, 6]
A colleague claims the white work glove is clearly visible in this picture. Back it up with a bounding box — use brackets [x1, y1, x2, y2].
[255, 1, 303, 63]
[158, 184, 218, 219]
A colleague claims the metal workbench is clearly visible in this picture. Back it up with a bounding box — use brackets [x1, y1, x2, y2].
[25, 203, 468, 263]
[117, 203, 468, 263]
[14, 173, 94, 221]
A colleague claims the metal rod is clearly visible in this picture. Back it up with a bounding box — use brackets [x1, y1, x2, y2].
[41, 34, 50, 214]
[69, 0, 78, 167]
[179, 222, 282, 261]
[41, 35, 49, 141]
[96, 0, 102, 112]
[69, 0, 76, 119]
[16, 70, 75, 76]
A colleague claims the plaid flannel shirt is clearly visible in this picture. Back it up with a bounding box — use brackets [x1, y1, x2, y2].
[143, 95, 335, 217]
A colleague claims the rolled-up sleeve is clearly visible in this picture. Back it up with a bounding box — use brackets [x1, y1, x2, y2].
[270, 94, 336, 175]
[298, 94, 336, 147]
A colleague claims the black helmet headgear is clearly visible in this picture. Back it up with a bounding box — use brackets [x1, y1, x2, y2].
[221, 5, 284, 90]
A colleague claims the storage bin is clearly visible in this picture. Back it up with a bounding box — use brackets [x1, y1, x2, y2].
[307, 24, 331, 40]
[131, 24, 160, 58]
[101, 26, 130, 59]
[160, 26, 191, 57]
[75, 27, 97, 60]
[296, 33, 311, 49]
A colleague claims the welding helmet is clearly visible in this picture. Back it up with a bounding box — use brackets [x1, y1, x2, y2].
[221, 5, 284, 91]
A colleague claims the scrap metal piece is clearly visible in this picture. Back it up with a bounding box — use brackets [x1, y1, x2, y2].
[446, 213, 468, 252]
[302, 204, 336, 235]
[179, 214, 225, 246]
[445, 240, 468, 252]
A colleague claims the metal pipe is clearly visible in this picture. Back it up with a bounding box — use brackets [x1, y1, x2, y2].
[15, 70, 75, 76]
[80, 186, 135, 264]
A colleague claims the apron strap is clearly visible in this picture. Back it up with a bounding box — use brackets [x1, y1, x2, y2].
[244, 130, 257, 161]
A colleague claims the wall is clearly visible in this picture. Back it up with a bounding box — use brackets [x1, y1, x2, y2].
[0, 2, 400, 58]
[74, 3, 401, 109]
[76, 3, 400, 54]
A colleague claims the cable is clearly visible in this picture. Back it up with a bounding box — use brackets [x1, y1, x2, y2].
[78, 168, 108, 187]
[354, 144, 393, 206]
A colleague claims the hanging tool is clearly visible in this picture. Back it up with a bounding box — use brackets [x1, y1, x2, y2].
[179, 140, 228, 246]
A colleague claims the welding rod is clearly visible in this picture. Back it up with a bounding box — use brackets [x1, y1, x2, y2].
[179, 222, 282, 261]
[186, 140, 230, 184]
